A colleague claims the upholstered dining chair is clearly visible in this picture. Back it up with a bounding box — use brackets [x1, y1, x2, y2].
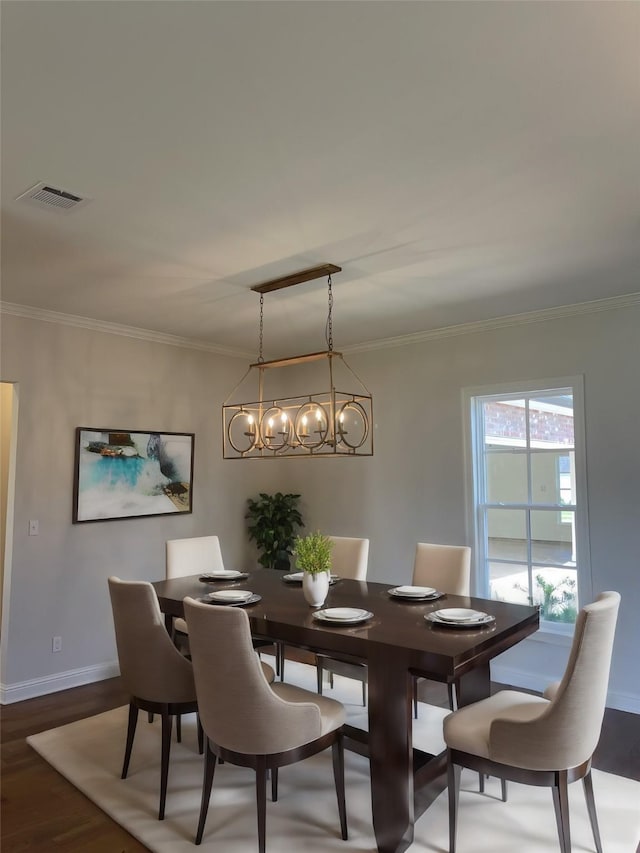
[412, 542, 471, 717]
[443, 590, 620, 853]
[184, 597, 348, 852]
[107, 576, 203, 820]
[166, 535, 226, 638]
[166, 535, 284, 677]
[315, 536, 370, 705]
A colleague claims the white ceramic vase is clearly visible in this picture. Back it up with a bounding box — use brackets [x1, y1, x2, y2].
[302, 570, 330, 607]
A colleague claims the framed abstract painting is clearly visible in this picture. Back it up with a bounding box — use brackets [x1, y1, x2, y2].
[73, 428, 194, 522]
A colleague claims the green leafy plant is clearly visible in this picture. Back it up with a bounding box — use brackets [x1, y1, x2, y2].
[514, 573, 577, 623]
[246, 492, 304, 569]
[294, 531, 333, 575]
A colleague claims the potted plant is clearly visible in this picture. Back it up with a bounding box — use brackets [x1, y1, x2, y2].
[294, 530, 333, 607]
[246, 492, 304, 570]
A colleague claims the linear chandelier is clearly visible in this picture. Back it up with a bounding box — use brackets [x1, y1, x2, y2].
[222, 264, 373, 459]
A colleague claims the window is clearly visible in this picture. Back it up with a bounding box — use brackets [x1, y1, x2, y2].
[464, 378, 590, 631]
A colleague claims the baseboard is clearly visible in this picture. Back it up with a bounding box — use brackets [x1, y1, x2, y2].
[3, 659, 638, 715]
[0, 661, 120, 705]
[491, 663, 640, 714]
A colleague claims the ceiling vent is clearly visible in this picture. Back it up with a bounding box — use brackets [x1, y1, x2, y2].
[15, 182, 91, 213]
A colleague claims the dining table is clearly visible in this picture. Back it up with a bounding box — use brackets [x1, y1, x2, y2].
[152, 569, 539, 853]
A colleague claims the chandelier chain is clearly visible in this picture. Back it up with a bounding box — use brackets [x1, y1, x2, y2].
[327, 274, 334, 352]
[258, 293, 264, 363]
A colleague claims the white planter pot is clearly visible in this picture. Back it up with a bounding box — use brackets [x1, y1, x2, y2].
[302, 571, 330, 607]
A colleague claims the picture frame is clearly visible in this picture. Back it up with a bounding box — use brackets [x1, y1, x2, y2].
[73, 427, 194, 523]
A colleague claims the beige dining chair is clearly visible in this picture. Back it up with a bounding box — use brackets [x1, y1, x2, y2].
[107, 576, 203, 820]
[166, 534, 284, 677]
[315, 536, 370, 705]
[166, 535, 225, 637]
[184, 597, 348, 852]
[412, 542, 471, 717]
[443, 590, 620, 853]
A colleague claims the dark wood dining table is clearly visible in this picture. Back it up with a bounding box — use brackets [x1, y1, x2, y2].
[152, 569, 539, 853]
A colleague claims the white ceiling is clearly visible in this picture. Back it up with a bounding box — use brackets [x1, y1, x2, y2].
[1, 1, 639, 358]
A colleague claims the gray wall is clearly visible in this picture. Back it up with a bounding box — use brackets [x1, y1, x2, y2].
[282, 305, 640, 712]
[1, 304, 639, 711]
[0, 315, 281, 697]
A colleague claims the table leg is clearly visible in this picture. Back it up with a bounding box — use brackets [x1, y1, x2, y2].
[368, 646, 414, 853]
[455, 661, 491, 707]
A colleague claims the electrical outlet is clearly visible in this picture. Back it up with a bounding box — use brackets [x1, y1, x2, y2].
[52, 636, 62, 653]
[29, 519, 39, 536]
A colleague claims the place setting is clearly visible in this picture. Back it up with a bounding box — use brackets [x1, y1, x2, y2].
[387, 585, 444, 602]
[425, 607, 495, 629]
[201, 588, 261, 607]
[199, 569, 250, 582]
[282, 572, 341, 585]
[311, 607, 373, 626]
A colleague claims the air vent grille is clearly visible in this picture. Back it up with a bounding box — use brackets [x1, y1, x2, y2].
[15, 182, 91, 212]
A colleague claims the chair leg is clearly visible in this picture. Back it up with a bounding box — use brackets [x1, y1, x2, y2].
[158, 706, 172, 820]
[176, 713, 182, 743]
[197, 715, 204, 755]
[551, 770, 571, 853]
[362, 679, 367, 707]
[447, 755, 461, 853]
[271, 766, 278, 802]
[317, 659, 324, 695]
[501, 777, 508, 802]
[278, 642, 285, 681]
[122, 701, 138, 779]
[479, 773, 485, 793]
[332, 734, 348, 840]
[195, 742, 217, 845]
[447, 682, 456, 711]
[413, 677, 418, 719]
[148, 711, 154, 724]
[582, 769, 603, 853]
[256, 755, 268, 853]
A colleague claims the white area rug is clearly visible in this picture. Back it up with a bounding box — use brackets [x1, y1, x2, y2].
[28, 658, 640, 853]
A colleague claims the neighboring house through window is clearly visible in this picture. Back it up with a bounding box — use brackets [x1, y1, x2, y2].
[464, 377, 590, 632]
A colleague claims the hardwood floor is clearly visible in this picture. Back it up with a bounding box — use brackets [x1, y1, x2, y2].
[2, 662, 639, 853]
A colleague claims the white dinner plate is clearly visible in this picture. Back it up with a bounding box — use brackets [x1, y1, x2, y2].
[208, 589, 253, 603]
[312, 607, 373, 625]
[433, 608, 486, 622]
[204, 570, 244, 579]
[425, 610, 494, 628]
[389, 585, 437, 598]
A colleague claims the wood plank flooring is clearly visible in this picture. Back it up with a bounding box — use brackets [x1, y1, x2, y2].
[2, 660, 639, 852]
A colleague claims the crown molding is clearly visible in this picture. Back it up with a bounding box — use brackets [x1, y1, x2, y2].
[342, 292, 640, 355]
[2, 292, 638, 359]
[0, 301, 252, 359]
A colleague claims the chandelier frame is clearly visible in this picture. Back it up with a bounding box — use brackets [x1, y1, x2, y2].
[222, 265, 373, 460]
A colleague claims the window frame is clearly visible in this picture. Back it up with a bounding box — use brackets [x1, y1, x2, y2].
[462, 375, 592, 638]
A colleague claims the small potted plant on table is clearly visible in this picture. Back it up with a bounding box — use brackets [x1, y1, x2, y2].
[294, 531, 333, 607]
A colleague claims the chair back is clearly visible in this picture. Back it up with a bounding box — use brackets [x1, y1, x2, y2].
[491, 591, 621, 770]
[184, 597, 322, 754]
[166, 535, 224, 579]
[328, 536, 369, 580]
[412, 543, 471, 594]
[108, 576, 195, 703]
